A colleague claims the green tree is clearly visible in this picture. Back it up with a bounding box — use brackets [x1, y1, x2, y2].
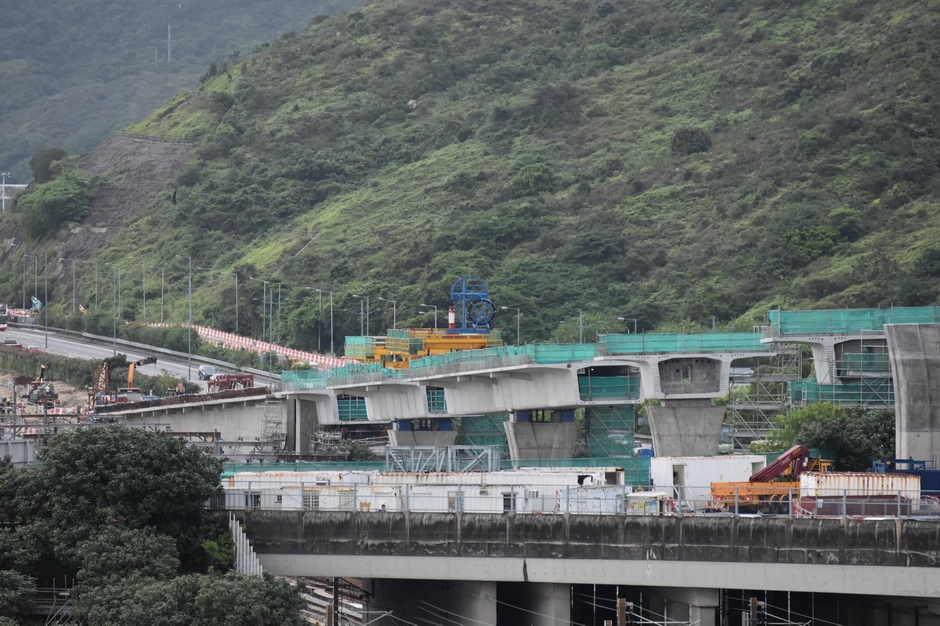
[768, 404, 895, 470]
[75, 526, 180, 587]
[77, 573, 306, 626]
[28, 147, 68, 184]
[20, 427, 222, 564]
[0, 570, 34, 621]
[670, 127, 712, 156]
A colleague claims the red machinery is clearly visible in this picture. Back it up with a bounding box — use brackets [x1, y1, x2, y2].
[208, 374, 254, 393]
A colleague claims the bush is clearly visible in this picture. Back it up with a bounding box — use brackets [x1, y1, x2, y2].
[510, 164, 557, 198]
[28, 147, 68, 184]
[670, 127, 712, 156]
[17, 174, 89, 239]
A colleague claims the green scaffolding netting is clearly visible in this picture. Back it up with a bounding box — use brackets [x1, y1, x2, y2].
[769, 306, 940, 335]
[788, 379, 895, 407]
[599, 332, 767, 354]
[585, 406, 636, 458]
[578, 374, 641, 401]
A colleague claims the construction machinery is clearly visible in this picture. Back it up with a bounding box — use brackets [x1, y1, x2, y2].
[116, 357, 158, 397]
[207, 374, 254, 393]
[710, 445, 832, 513]
[27, 364, 58, 409]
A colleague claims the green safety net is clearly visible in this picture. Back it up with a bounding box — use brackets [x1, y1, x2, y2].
[344, 336, 374, 358]
[426, 387, 447, 413]
[787, 379, 895, 407]
[769, 306, 940, 335]
[840, 352, 891, 376]
[280, 369, 332, 389]
[585, 406, 636, 458]
[459, 414, 508, 455]
[578, 374, 641, 401]
[598, 332, 767, 354]
[337, 396, 369, 421]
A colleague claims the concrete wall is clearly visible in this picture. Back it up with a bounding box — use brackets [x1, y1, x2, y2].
[659, 358, 722, 394]
[647, 400, 726, 456]
[121, 398, 282, 444]
[885, 324, 940, 461]
[388, 429, 458, 447]
[235, 511, 940, 597]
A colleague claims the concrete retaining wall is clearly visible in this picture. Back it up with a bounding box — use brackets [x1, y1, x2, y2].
[236, 511, 940, 568]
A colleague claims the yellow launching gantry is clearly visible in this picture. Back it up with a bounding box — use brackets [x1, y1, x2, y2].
[344, 276, 503, 368]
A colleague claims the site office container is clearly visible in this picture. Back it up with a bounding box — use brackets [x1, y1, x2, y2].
[651, 455, 767, 506]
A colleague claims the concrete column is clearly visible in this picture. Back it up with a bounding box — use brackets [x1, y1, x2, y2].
[643, 587, 718, 626]
[505, 419, 577, 461]
[297, 398, 318, 455]
[885, 324, 940, 461]
[647, 400, 726, 456]
[284, 398, 298, 453]
[365, 578, 496, 625]
[498, 582, 570, 626]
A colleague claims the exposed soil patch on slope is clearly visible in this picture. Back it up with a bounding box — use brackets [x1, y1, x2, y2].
[63, 135, 192, 259]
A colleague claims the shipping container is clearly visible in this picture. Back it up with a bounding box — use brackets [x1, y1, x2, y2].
[799, 472, 920, 500]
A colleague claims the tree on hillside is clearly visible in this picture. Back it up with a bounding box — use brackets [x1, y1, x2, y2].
[27, 147, 68, 184]
[17, 174, 90, 239]
[768, 404, 895, 470]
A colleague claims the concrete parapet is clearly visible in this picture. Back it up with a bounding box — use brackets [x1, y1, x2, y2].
[647, 400, 726, 456]
[388, 429, 458, 447]
[885, 324, 940, 460]
[237, 511, 940, 569]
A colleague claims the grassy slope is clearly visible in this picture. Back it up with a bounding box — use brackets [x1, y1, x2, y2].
[9, 0, 940, 352]
[0, 0, 361, 178]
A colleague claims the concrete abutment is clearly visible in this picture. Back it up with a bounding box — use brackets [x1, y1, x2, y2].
[647, 400, 726, 457]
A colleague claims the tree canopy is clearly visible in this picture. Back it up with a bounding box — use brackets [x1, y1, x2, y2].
[0, 427, 306, 625]
[768, 404, 895, 471]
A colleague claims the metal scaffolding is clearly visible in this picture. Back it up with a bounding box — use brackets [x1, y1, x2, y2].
[727, 347, 802, 450]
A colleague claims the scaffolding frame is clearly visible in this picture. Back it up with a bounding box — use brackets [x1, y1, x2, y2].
[727, 347, 802, 450]
[385, 445, 502, 473]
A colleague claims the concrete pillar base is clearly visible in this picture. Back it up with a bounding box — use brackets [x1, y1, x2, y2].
[647, 400, 726, 456]
[885, 324, 940, 461]
[505, 421, 578, 460]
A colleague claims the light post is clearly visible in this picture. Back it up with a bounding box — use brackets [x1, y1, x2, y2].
[104, 263, 122, 320]
[58, 258, 78, 315]
[175, 255, 192, 380]
[1, 172, 10, 212]
[420, 303, 438, 330]
[43, 255, 48, 348]
[500, 306, 521, 346]
[316, 288, 334, 354]
[82, 261, 98, 310]
[352, 294, 370, 335]
[377, 296, 397, 329]
[197, 267, 215, 327]
[111, 265, 117, 354]
[130, 256, 147, 323]
[149, 266, 165, 323]
[617, 317, 638, 334]
[219, 271, 239, 334]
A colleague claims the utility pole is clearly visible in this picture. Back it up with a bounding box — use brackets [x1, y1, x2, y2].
[1, 172, 10, 212]
[167, 24, 173, 64]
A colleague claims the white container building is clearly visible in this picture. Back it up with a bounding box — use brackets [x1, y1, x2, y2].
[650, 455, 767, 507]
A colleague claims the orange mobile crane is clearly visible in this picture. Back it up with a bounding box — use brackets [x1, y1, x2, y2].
[710, 445, 832, 513]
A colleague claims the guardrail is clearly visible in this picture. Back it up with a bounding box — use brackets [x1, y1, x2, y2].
[211, 482, 940, 519]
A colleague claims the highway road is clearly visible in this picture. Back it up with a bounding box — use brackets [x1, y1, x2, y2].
[2, 325, 202, 383]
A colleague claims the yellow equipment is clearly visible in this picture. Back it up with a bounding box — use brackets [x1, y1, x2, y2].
[117, 357, 158, 393]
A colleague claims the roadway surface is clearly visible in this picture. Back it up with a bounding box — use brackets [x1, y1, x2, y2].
[3, 325, 208, 384]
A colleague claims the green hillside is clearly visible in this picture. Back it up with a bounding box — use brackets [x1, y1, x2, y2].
[0, 0, 360, 179]
[3, 0, 940, 354]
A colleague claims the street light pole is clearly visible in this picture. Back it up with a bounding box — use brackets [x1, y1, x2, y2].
[176, 255, 192, 380]
[58, 258, 77, 315]
[219, 271, 238, 334]
[197, 267, 215, 327]
[0, 172, 10, 212]
[82, 261, 99, 310]
[316, 288, 334, 354]
[617, 317, 638, 334]
[500, 306, 521, 346]
[352, 294, 370, 335]
[43, 256, 48, 348]
[377, 296, 397, 329]
[130, 256, 146, 323]
[420, 303, 438, 331]
[150, 266, 165, 323]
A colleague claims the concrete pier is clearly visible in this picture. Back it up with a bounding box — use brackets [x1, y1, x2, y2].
[646, 400, 726, 456]
[505, 410, 577, 460]
[885, 324, 940, 461]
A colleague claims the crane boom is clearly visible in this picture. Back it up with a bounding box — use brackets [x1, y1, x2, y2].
[120, 356, 158, 392]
